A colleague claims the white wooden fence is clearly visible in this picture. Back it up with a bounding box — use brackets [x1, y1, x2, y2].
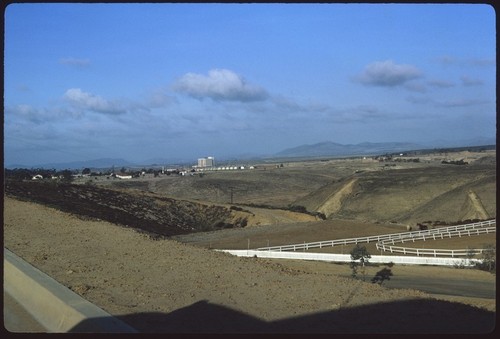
[219, 249, 482, 267]
[376, 226, 495, 257]
[255, 219, 496, 258]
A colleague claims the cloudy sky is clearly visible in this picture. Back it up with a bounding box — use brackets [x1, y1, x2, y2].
[4, 3, 496, 166]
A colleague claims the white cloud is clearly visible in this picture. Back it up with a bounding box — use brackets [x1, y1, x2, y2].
[466, 58, 495, 67]
[59, 57, 91, 67]
[427, 79, 455, 88]
[5, 104, 45, 124]
[435, 56, 495, 68]
[357, 60, 422, 87]
[406, 95, 432, 105]
[5, 103, 88, 126]
[271, 95, 330, 113]
[64, 88, 127, 114]
[436, 98, 489, 108]
[173, 69, 269, 102]
[404, 82, 427, 93]
[406, 95, 489, 108]
[147, 87, 177, 108]
[460, 76, 483, 87]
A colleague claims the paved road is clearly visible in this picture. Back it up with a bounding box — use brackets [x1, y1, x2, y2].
[3, 291, 46, 333]
[383, 276, 495, 299]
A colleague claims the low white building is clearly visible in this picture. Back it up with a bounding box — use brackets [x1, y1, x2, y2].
[115, 173, 132, 179]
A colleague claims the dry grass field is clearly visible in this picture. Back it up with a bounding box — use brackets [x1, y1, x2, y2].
[3, 148, 496, 333]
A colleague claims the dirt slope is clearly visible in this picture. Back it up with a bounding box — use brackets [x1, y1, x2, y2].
[4, 180, 243, 236]
[4, 180, 318, 237]
[296, 164, 496, 226]
[3, 197, 495, 333]
[316, 178, 357, 216]
[465, 190, 490, 220]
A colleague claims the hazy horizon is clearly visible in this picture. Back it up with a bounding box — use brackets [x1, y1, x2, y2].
[4, 4, 496, 166]
[5, 137, 496, 170]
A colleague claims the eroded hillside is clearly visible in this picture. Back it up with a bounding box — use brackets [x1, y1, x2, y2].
[296, 162, 496, 226]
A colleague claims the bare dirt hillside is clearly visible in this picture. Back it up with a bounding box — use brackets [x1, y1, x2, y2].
[3, 197, 495, 333]
[4, 180, 245, 236]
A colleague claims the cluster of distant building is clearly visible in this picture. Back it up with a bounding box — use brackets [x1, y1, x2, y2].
[27, 155, 254, 181]
[194, 156, 254, 172]
[197, 156, 215, 168]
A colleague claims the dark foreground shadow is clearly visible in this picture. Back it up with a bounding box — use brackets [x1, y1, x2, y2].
[69, 298, 496, 334]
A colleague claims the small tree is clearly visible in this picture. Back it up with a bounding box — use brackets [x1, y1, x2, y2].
[58, 169, 74, 182]
[466, 247, 477, 260]
[350, 244, 371, 281]
[478, 244, 496, 272]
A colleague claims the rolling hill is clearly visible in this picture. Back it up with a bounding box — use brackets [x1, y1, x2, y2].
[295, 161, 496, 226]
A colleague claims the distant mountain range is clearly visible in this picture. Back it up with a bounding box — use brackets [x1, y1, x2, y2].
[274, 141, 425, 158]
[274, 138, 496, 158]
[6, 158, 135, 171]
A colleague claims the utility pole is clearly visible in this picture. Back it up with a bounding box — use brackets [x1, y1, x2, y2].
[229, 186, 234, 204]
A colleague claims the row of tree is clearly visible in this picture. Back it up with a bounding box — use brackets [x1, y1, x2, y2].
[5, 168, 74, 181]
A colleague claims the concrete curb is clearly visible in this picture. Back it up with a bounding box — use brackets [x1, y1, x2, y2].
[3, 248, 138, 333]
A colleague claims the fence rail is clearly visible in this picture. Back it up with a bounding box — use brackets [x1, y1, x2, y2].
[220, 250, 483, 267]
[255, 219, 496, 258]
[376, 226, 496, 257]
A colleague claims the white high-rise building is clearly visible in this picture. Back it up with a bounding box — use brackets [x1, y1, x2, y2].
[198, 156, 215, 168]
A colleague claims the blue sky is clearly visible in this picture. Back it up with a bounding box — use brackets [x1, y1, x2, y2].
[4, 3, 496, 166]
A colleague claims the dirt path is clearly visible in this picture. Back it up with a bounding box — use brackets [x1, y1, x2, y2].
[317, 178, 356, 216]
[467, 190, 490, 219]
